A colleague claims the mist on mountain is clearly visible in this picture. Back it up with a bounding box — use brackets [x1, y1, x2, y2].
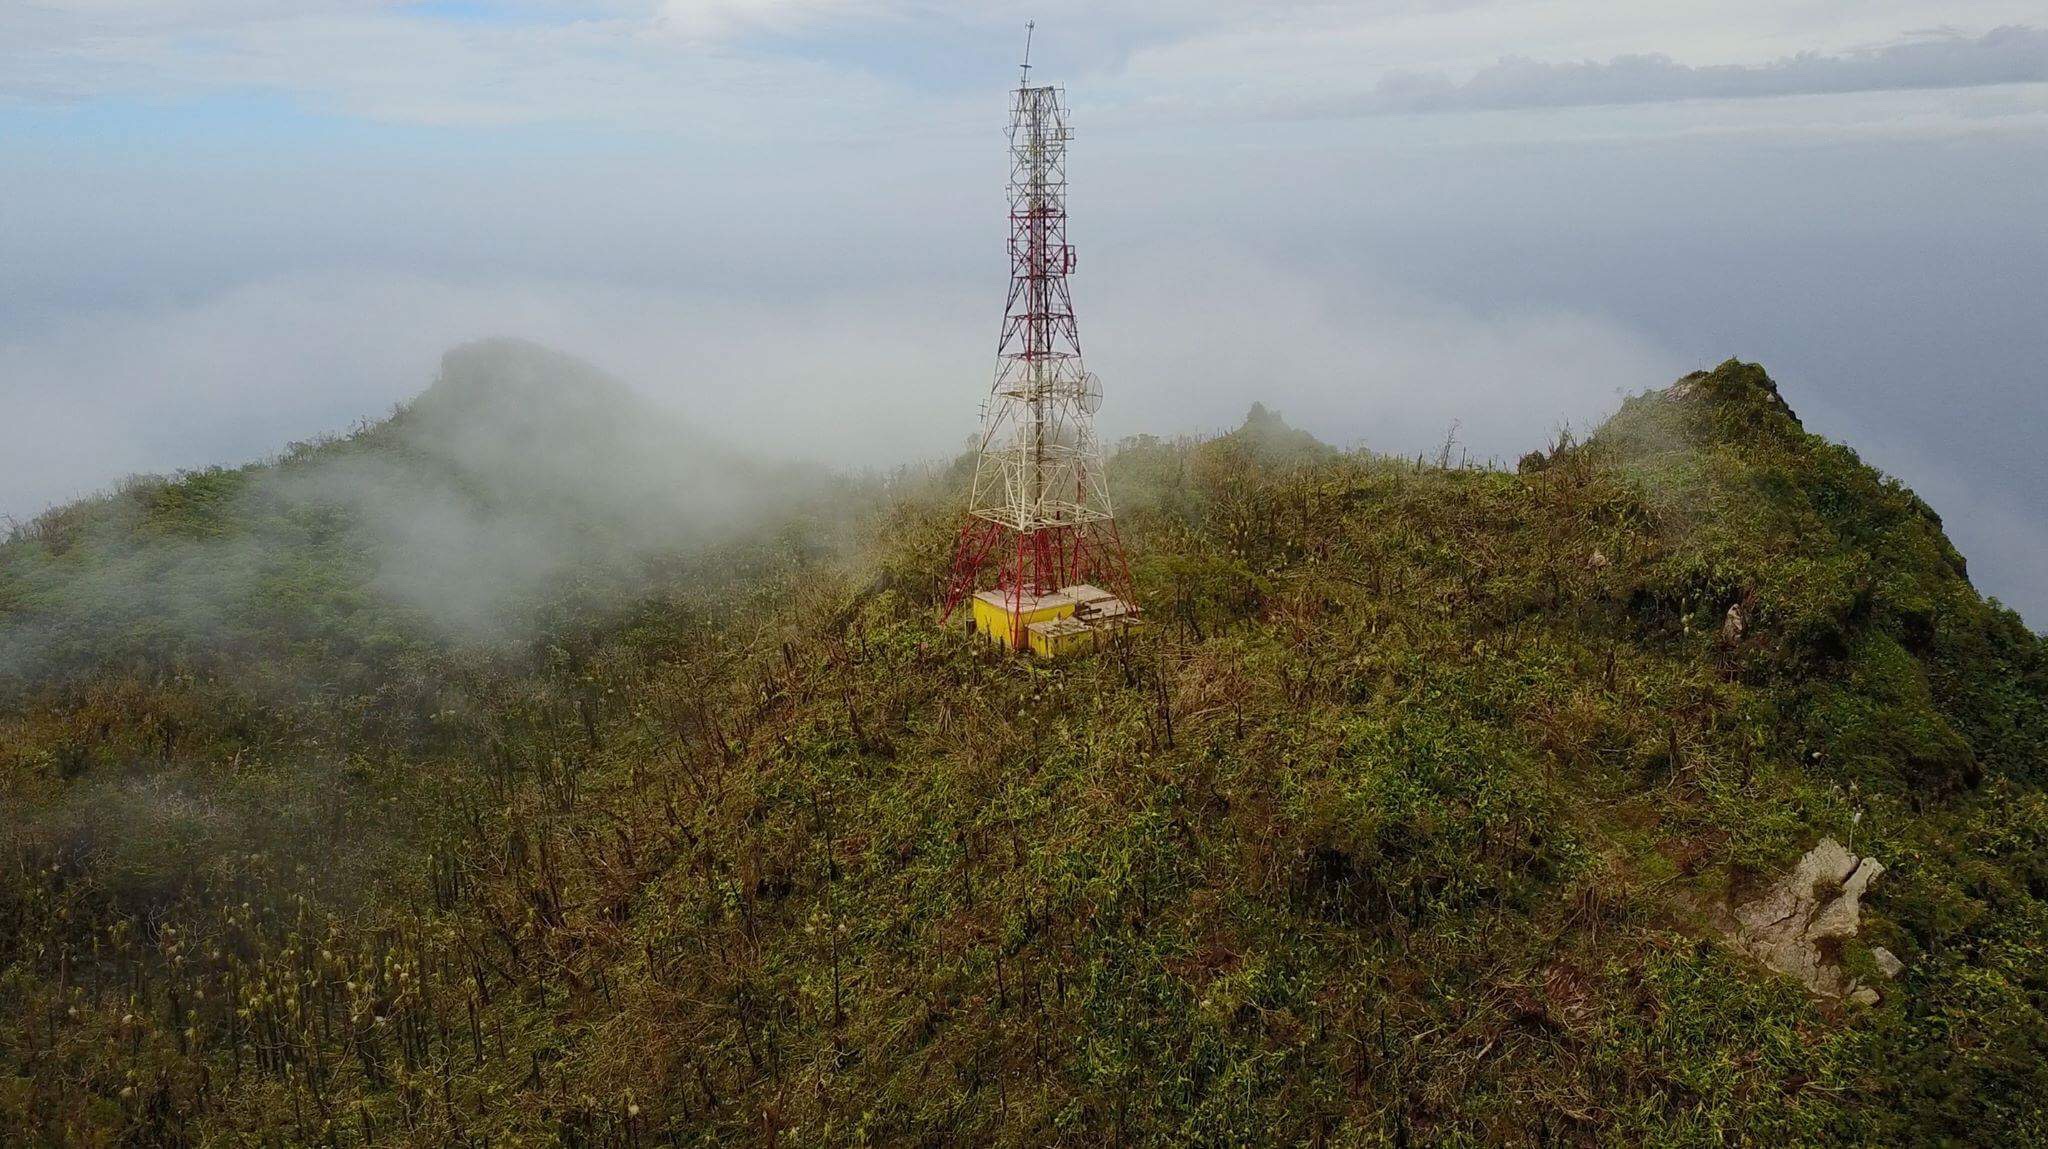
[0, 339, 826, 683]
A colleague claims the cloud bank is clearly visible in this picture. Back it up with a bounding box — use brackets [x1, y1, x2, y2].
[4, 4, 2043, 133]
[1356, 26, 2048, 116]
[0, 257, 1678, 526]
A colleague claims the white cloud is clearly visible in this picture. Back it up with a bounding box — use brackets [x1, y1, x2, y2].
[4, 2, 2044, 136]
[654, 0, 865, 43]
[0, 259, 1677, 517]
[1340, 26, 2048, 116]
[0, 2, 906, 134]
[1083, 242, 1679, 460]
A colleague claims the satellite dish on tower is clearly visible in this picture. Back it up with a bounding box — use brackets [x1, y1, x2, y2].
[1078, 372, 1103, 414]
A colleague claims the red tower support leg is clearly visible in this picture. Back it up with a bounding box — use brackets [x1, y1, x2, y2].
[941, 518, 1140, 649]
[940, 518, 1006, 624]
[1097, 518, 1139, 609]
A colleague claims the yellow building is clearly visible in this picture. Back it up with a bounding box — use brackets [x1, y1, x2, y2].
[971, 589, 1072, 650]
[969, 585, 1140, 657]
[1026, 615, 1095, 658]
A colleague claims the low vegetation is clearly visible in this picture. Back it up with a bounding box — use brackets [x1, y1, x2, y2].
[2, 356, 2043, 1145]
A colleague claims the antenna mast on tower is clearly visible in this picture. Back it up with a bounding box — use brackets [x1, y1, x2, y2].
[940, 28, 1137, 653]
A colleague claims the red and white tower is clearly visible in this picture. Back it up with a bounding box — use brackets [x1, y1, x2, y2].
[940, 28, 1136, 651]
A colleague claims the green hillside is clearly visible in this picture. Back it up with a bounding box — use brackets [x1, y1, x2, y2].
[3, 354, 2044, 1146]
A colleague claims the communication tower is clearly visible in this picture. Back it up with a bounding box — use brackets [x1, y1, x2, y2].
[940, 27, 1139, 655]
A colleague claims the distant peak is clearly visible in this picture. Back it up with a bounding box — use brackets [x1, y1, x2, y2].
[1666, 359, 1802, 430]
[426, 339, 636, 410]
[1224, 401, 1334, 464]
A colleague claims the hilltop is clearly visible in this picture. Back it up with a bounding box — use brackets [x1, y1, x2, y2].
[0, 339, 829, 686]
[2, 355, 2045, 1145]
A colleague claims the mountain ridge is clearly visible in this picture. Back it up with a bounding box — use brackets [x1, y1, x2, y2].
[2, 353, 2044, 1144]
[0, 340, 830, 685]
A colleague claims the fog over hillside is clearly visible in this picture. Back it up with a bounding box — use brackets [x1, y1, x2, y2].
[0, 340, 830, 681]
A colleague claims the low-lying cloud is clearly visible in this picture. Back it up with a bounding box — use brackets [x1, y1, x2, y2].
[0, 255, 1694, 681]
[0, 335, 830, 682]
[6, 234, 2044, 626]
[0, 256, 1679, 522]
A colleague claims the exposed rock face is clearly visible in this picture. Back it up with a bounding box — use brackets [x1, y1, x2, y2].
[1732, 838, 1891, 1002]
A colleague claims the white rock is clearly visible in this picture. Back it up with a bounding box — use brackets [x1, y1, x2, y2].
[1730, 838, 1888, 1000]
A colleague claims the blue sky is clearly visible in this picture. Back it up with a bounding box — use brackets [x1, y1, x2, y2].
[3, 2, 2047, 619]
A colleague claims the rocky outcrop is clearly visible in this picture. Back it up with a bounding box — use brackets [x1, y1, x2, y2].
[1731, 838, 1896, 1003]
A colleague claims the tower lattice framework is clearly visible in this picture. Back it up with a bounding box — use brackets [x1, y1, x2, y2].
[941, 39, 1134, 644]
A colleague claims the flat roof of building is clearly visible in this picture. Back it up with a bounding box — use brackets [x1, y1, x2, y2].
[1059, 583, 1117, 604]
[974, 588, 1075, 613]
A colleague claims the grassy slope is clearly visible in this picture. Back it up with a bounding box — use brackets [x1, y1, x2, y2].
[2, 360, 2045, 1146]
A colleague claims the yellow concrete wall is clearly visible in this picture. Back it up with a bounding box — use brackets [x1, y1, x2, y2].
[1028, 626, 1095, 658]
[971, 594, 1073, 651]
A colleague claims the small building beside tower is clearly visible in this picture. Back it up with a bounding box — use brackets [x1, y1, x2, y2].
[970, 583, 1140, 656]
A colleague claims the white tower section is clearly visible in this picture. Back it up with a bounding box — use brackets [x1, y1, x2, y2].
[966, 78, 1113, 540]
